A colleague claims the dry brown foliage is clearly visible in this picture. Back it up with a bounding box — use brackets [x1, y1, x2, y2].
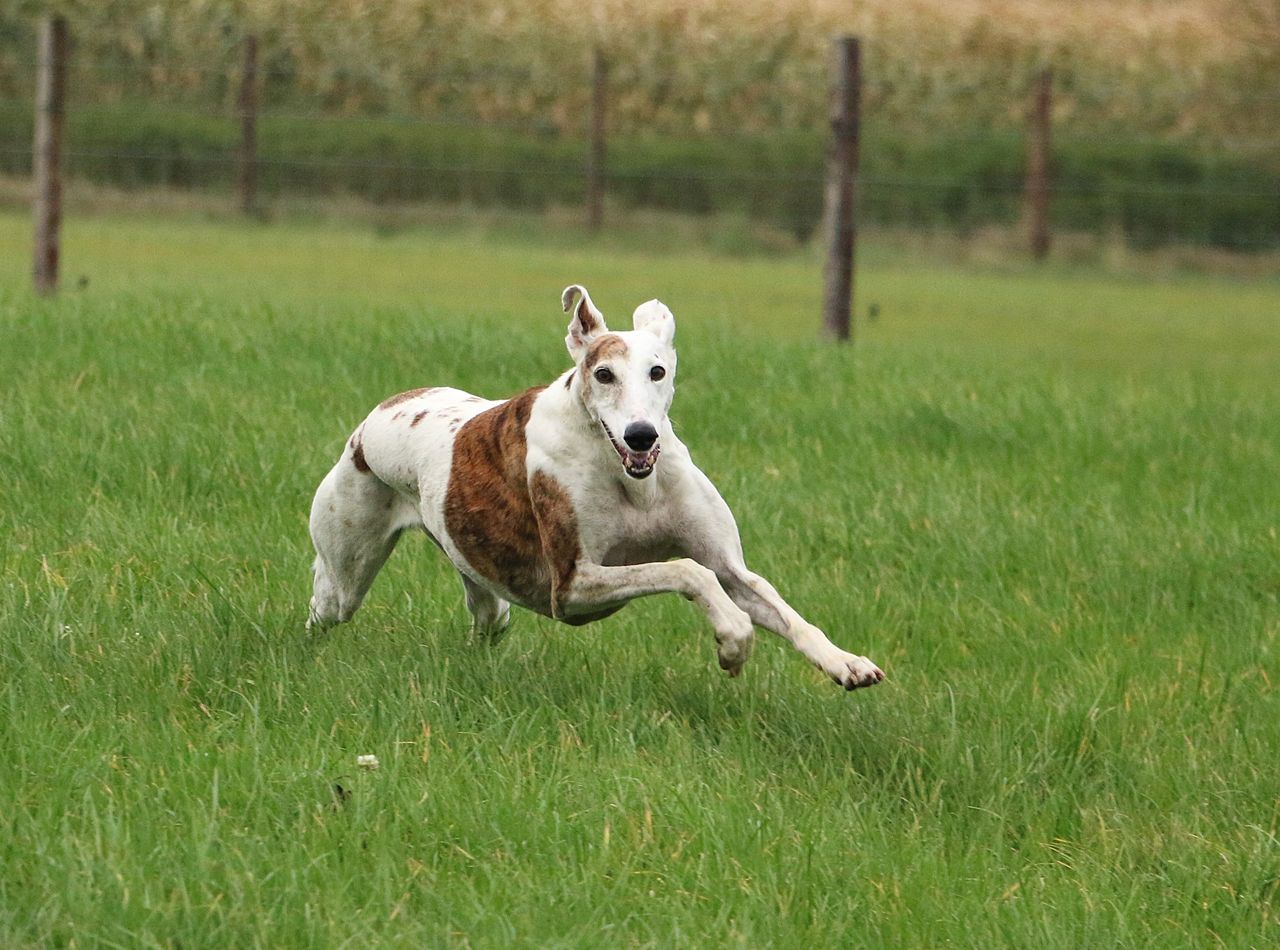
[7, 0, 1277, 143]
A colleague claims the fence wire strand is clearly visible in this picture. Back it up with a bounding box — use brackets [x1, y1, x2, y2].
[2, 42, 1278, 251]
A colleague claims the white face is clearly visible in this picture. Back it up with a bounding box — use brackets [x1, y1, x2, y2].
[561, 289, 678, 480]
[580, 329, 676, 479]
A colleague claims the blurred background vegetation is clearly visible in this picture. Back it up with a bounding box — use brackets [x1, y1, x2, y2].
[1, 0, 1277, 250]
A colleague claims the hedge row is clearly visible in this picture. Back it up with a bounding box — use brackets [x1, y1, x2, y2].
[1, 103, 1276, 249]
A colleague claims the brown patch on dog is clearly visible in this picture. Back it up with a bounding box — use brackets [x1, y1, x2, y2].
[582, 334, 628, 372]
[529, 471, 581, 617]
[563, 369, 575, 390]
[379, 387, 434, 410]
[349, 432, 371, 473]
[411, 410, 429, 427]
[572, 293, 604, 336]
[445, 387, 554, 613]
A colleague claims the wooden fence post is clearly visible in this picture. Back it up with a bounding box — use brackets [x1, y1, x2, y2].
[820, 35, 860, 343]
[237, 34, 259, 216]
[1025, 67, 1052, 260]
[586, 47, 607, 231]
[32, 14, 68, 296]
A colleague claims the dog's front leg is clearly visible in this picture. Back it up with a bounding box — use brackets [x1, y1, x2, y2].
[679, 470, 883, 690]
[531, 469, 753, 673]
[558, 560, 755, 676]
[714, 563, 883, 690]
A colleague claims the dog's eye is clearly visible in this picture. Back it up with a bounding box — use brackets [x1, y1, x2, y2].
[649, 366, 666, 382]
[593, 367, 615, 384]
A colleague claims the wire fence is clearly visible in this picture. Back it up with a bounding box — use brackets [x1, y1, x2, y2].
[4, 32, 1279, 253]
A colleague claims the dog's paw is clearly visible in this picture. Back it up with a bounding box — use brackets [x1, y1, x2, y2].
[717, 632, 754, 678]
[822, 652, 884, 691]
[715, 608, 755, 678]
[305, 601, 325, 631]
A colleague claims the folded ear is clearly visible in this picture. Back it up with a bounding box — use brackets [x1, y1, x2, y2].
[561, 284, 608, 361]
[632, 299, 675, 346]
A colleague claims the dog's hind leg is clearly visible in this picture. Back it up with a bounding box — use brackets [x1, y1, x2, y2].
[459, 574, 512, 639]
[308, 455, 412, 629]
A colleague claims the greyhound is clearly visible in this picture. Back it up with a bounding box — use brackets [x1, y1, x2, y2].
[307, 285, 884, 691]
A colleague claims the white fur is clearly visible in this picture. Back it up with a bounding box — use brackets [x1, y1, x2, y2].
[307, 288, 884, 691]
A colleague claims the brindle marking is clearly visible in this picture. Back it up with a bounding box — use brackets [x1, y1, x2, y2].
[529, 470, 580, 617]
[579, 336, 631, 405]
[573, 294, 603, 335]
[444, 387, 551, 613]
[411, 410, 429, 427]
[348, 432, 371, 473]
[379, 387, 435, 410]
[583, 334, 629, 372]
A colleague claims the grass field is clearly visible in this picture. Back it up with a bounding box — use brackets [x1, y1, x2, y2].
[1, 210, 1277, 946]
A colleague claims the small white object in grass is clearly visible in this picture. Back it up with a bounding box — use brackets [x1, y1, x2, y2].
[357, 754, 380, 770]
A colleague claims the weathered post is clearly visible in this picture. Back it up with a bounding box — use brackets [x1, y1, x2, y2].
[820, 36, 860, 342]
[32, 14, 69, 295]
[586, 47, 608, 231]
[237, 34, 259, 216]
[1025, 67, 1052, 260]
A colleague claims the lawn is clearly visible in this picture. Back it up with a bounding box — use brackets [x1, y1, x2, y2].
[0, 210, 1277, 946]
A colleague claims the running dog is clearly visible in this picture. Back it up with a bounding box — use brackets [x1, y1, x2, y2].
[307, 285, 884, 690]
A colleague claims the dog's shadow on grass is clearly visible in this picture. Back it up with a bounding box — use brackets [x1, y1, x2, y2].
[434, 616, 899, 772]
[292, 603, 916, 790]
[671, 676, 892, 761]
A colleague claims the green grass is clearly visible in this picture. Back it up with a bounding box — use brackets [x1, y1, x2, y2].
[0, 209, 1277, 947]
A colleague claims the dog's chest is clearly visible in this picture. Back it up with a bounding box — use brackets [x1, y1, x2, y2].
[572, 483, 684, 565]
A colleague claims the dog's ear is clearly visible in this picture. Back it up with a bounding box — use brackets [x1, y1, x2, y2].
[632, 299, 675, 346]
[561, 284, 607, 361]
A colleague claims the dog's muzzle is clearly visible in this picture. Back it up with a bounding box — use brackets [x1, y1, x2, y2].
[601, 421, 660, 479]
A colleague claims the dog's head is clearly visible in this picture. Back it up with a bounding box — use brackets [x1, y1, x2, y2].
[561, 284, 677, 481]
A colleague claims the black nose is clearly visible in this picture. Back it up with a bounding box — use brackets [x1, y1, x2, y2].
[623, 422, 659, 452]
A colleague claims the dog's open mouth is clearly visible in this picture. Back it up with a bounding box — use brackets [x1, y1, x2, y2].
[601, 422, 660, 480]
